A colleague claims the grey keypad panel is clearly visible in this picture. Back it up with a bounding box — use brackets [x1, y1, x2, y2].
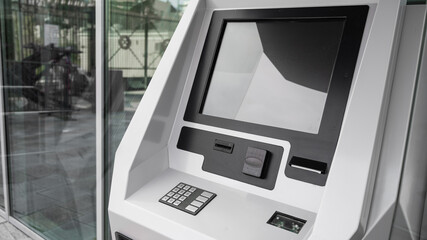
[159, 182, 216, 215]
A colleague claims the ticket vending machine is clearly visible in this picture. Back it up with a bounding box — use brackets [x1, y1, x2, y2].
[108, 0, 427, 239]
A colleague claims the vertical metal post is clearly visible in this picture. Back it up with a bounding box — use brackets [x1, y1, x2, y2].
[144, 11, 149, 89]
[0, 12, 10, 220]
[17, 0, 24, 61]
[95, 0, 105, 239]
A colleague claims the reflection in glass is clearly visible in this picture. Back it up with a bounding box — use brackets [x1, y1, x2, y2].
[104, 0, 189, 239]
[0, 0, 96, 239]
[0, 136, 3, 209]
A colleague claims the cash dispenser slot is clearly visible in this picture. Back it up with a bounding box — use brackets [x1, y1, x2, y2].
[289, 157, 327, 175]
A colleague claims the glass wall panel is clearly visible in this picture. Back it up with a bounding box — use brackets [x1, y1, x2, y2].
[0, 137, 3, 209]
[104, 0, 189, 238]
[0, 0, 96, 239]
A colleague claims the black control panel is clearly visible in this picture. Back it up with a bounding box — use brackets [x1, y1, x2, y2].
[177, 127, 284, 190]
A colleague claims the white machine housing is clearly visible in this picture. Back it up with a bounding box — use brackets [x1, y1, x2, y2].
[108, 0, 413, 239]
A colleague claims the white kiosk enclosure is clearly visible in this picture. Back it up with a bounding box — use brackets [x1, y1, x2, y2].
[108, 0, 420, 239]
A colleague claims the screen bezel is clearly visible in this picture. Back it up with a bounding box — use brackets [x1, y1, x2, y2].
[184, 6, 369, 185]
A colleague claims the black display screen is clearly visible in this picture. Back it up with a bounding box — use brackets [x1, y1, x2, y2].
[201, 19, 345, 134]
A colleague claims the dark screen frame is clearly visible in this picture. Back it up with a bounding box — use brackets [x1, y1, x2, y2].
[184, 6, 369, 186]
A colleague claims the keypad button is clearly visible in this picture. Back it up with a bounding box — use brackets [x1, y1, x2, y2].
[179, 196, 186, 201]
[161, 196, 169, 201]
[196, 196, 208, 203]
[184, 192, 192, 197]
[178, 190, 185, 195]
[172, 188, 179, 193]
[189, 187, 196, 192]
[167, 192, 174, 197]
[191, 200, 203, 208]
[178, 183, 185, 188]
[173, 194, 180, 199]
[183, 185, 190, 190]
[167, 198, 175, 204]
[173, 200, 181, 206]
[201, 191, 213, 198]
[185, 205, 198, 213]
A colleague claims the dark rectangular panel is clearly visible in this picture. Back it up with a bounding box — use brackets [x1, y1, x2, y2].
[177, 127, 283, 190]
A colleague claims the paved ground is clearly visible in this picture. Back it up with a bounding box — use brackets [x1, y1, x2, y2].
[0, 216, 32, 240]
[6, 109, 97, 240]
